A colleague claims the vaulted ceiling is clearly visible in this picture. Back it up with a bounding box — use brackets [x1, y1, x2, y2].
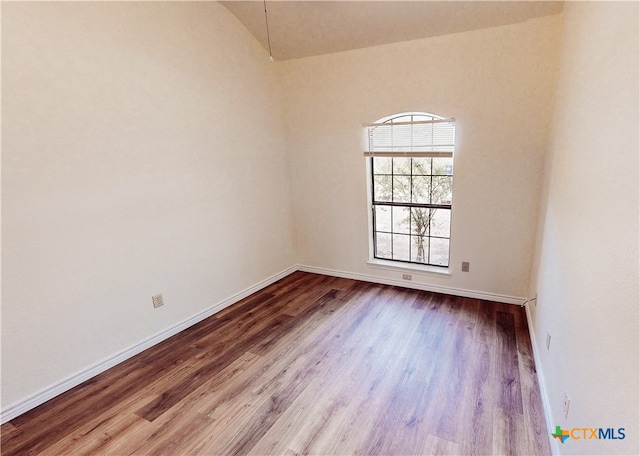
[221, 1, 564, 61]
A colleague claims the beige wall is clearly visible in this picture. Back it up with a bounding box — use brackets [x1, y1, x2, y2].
[278, 15, 562, 300]
[529, 2, 639, 455]
[1, 2, 295, 410]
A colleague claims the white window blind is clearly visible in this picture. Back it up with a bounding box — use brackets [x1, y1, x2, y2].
[363, 118, 455, 158]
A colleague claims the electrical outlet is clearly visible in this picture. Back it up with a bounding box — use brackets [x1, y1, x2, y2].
[152, 294, 164, 308]
[461, 261, 470, 272]
[546, 331, 551, 351]
[402, 274, 412, 280]
[563, 392, 570, 419]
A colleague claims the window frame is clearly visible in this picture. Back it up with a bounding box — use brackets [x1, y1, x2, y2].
[366, 112, 454, 269]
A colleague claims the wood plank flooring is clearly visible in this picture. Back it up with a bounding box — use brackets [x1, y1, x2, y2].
[1, 272, 550, 455]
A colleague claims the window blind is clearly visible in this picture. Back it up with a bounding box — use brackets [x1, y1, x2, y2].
[363, 118, 455, 157]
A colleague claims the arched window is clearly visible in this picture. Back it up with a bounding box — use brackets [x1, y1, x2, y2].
[364, 112, 455, 267]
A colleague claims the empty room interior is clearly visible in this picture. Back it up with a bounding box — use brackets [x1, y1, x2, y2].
[1, 1, 638, 455]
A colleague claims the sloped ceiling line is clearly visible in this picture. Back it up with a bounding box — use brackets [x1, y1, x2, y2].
[221, 1, 564, 61]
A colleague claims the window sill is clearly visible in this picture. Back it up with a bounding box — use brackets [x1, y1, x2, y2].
[366, 259, 451, 277]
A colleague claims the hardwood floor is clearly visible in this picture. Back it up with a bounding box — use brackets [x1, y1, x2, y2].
[1, 272, 550, 455]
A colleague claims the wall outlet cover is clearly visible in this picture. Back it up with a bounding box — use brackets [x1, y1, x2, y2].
[563, 392, 570, 419]
[152, 294, 164, 308]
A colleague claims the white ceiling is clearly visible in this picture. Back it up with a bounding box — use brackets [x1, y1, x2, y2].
[220, 1, 564, 61]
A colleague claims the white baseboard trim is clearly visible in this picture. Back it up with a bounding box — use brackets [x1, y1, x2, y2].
[0, 265, 298, 424]
[298, 264, 526, 305]
[525, 302, 558, 456]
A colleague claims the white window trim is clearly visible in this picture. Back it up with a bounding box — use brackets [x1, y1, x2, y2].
[366, 258, 451, 277]
[364, 112, 455, 270]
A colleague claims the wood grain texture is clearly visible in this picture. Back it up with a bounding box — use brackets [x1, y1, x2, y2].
[1, 272, 551, 455]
